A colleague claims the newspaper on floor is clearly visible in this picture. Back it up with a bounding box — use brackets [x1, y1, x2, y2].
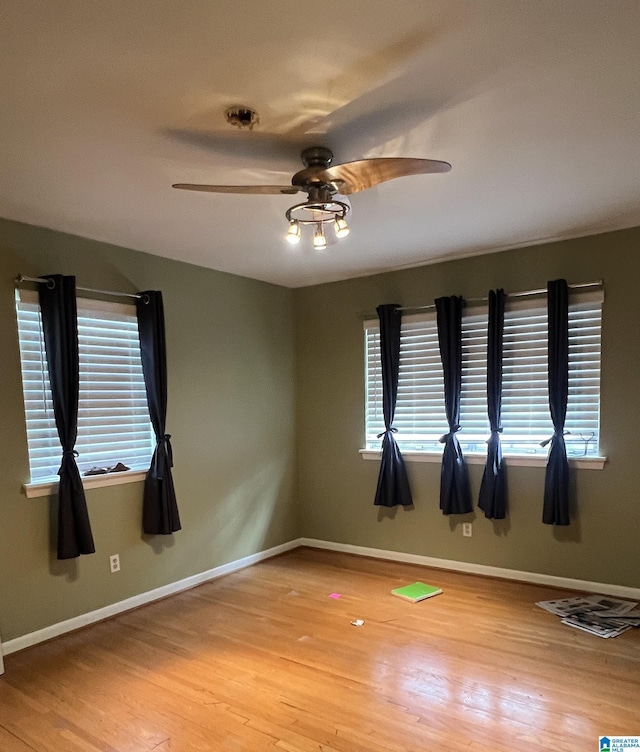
[536, 594, 638, 618]
[612, 609, 640, 625]
[536, 594, 638, 638]
[592, 605, 640, 620]
[561, 614, 631, 639]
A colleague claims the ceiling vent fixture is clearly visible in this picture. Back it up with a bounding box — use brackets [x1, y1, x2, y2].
[225, 106, 259, 130]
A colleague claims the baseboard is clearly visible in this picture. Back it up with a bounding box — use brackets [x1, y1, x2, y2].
[300, 538, 640, 601]
[2, 538, 304, 657]
[4, 535, 638, 659]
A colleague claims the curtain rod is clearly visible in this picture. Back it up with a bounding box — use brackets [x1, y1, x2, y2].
[15, 274, 143, 300]
[371, 280, 603, 316]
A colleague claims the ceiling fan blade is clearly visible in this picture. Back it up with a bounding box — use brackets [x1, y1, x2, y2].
[320, 158, 451, 195]
[172, 183, 301, 195]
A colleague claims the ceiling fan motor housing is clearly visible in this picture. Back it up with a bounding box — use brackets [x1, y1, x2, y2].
[300, 146, 333, 168]
[292, 147, 343, 195]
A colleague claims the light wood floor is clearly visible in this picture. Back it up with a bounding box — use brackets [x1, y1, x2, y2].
[1, 548, 639, 752]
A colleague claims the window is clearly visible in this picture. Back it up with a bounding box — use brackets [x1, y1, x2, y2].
[365, 290, 602, 459]
[16, 290, 155, 484]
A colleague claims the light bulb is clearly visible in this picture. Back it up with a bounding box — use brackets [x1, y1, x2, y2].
[285, 221, 301, 245]
[313, 225, 327, 250]
[334, 216, 350, 238]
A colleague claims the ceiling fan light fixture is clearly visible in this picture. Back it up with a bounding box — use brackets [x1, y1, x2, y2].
[313, 224, 327, 250]
[334, 216, 350, 239]
[285, 220, 301, 245]
[285, 190, 350, 250]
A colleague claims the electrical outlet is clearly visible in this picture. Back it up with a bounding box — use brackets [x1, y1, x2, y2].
[462, 523, 472, 538]
[109, 554, 120, 573]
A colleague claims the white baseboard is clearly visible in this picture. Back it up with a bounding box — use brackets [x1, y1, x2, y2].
[2, 538, 304, 657]
[4, 535, 638, 660]
[299, 538, 640, 601]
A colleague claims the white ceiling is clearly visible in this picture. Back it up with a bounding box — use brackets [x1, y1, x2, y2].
[1, 1, 639, 287]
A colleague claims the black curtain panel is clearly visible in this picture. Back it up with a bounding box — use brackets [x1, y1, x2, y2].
[542, 279, 570, 525]
[478, 289, 507, 519]
[38, 274, 95, 559]
[373, 304, 413, 507]
[435, 296, 472, 515]
[136, 291, 181, 535]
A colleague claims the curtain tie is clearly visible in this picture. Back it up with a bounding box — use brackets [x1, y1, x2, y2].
[159, 434, 173, 465]
[540, 429, 570, 448]
[154, 434, 174, 478]
[377, 427, 398, 439]
[439, 425, 460, 443]
[486, 428, 503, 445]
[58, 449, 79, 476]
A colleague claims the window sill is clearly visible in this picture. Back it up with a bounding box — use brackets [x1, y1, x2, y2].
[23, 469, 148, 499]
[359, 450, 606, 470]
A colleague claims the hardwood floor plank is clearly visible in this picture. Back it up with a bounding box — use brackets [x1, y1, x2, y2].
[2, 548, 639, 751]
[0, 723, 40, 752]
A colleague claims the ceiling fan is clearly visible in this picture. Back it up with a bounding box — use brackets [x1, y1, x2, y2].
[172, 145, 451, 249]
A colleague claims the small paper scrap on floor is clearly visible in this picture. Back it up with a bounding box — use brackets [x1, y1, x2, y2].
[351, 619, 365, 627]
[328, 593, 341, 599]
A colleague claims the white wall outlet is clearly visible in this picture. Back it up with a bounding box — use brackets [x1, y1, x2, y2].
[462, 523, 473, 538]
[109, 554, 121, 573]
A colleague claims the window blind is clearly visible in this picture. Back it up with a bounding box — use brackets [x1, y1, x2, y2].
[365, 291, 602, 457]
[16, 291, 155, 482]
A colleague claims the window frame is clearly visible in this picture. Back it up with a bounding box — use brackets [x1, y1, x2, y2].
[16, 289, 154, 497]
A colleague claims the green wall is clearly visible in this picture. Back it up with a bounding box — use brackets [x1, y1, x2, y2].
[0, 218, 297, 642]
[293, 227, 640, 588]
[2, 218, 639, 646]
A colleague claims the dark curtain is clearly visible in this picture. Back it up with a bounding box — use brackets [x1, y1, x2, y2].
[542, 279, 570, 525]
[435, 296, 472, 514]
[136, 291, 181, 534]
[373, 304, 413, 507]
[38, 274, 95, 559]
[478, 289, 507, 519]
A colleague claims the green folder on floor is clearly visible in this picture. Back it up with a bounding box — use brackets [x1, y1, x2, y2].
[391, 581, 443, 603]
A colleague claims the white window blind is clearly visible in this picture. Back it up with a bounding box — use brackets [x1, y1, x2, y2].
[16, 290, 155, 483]
[365, 291, 602, 458]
